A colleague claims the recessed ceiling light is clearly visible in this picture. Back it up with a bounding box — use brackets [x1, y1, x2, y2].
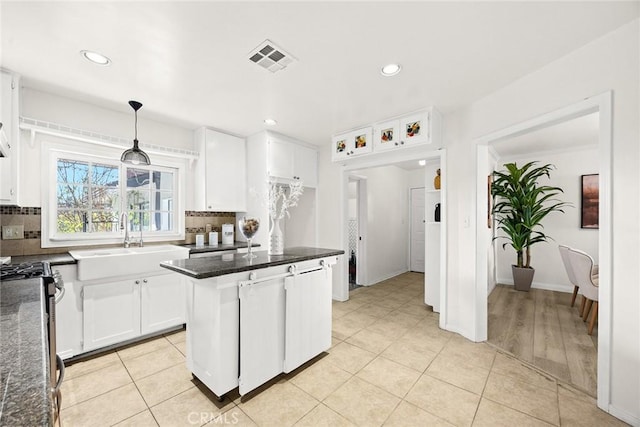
[381, 63, 401, 77]
[418, 160, 426, 166]
[264, 118, 277, 126]
[80, 50, 111, 66]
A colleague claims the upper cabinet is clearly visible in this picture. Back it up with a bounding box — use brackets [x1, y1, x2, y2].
[267, 134, 318, 188]
[333, 107, 441, 162]
[331, 126, 373, 161]
[0, 70, 21, 205]
[194, 128, 247, 212]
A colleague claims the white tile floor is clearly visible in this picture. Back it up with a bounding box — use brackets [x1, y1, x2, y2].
[60, 272, 626, 426]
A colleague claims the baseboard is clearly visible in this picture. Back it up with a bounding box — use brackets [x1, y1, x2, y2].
[497, 277, 573, 293]
[366, 268, 409, 286]
[608, 404, 640, 427]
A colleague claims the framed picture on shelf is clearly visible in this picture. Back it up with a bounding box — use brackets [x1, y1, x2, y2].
[581, 174, 599, 229]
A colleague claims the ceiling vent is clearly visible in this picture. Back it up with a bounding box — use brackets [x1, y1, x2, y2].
[248, 39, 296, 73]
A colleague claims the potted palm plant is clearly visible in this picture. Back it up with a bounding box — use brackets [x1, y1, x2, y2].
[491, 162, 570, 291]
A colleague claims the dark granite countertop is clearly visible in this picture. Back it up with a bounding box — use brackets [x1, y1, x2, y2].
[161, 247, 344, 279]
[181, 241, 260, 254]
[0, 278, 52, 426]
[7, 253, 76, 266]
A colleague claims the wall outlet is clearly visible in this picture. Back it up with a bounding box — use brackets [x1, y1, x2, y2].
[2, 225, 24, 240]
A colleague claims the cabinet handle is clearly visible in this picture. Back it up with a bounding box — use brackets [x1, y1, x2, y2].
[143, 279, 148, 283]
[135, 280, 140, 284]
[394, 142, 398, 146]
[400, 141, 405, 145]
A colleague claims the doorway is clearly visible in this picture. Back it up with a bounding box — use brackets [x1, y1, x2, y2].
[475, 92, 612, 408]
[348, 175, 367, 290]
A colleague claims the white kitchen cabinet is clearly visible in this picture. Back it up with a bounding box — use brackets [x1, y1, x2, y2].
[194, 127, 246, 212]
[0, 70, 20, 205]
[283, 266, 331, 372]
[55, 265, 83, 360]
[267, 135, 318, 187]
[82, 272, 185, 352]
[331, 127, 373, 161]
[332, 108, 442, 161]
[83, 279, 141, 351]
[141, 274, 185, 334]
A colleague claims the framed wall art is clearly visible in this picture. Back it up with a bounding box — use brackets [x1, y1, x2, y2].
[581, 174, 599, 229]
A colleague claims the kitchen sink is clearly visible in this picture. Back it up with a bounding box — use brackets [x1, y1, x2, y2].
[69, 244, 189, 281]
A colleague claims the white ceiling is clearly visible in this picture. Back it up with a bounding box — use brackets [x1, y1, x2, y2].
[1, 2, 637, 147]
[491, 112, 600, 159]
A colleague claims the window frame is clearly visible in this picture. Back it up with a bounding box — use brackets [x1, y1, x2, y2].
[42, 139, 185, 248]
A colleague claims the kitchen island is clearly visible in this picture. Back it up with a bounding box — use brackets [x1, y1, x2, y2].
[160, 247, 343, 398]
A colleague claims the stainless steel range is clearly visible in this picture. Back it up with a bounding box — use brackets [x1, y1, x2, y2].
[1, 261, 65, 420]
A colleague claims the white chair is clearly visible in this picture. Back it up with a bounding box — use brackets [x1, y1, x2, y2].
[567, 248, 599, 335]
[558, 245, 581, 308]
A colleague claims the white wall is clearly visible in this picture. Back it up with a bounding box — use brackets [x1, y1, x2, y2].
[494, 148, 599, 291]
[18, 88, 196, 207]
[284, 187, 317, 247]
[357, 165, 410, 285]
[407, 168, 426, 189]
[444, 19, 639, 422]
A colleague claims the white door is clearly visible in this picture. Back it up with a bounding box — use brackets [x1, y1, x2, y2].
[410, 188, 426, 272]
[141, 273, 185, 335]
[83, 280, 140, 351]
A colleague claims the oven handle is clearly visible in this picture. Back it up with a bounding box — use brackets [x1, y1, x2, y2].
[53, 354, 65, 420]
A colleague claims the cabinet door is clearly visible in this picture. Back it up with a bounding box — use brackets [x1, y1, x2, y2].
[373, 119, 401, 152]
[0, 71, 16, 204]
[293, 145, 317, 187]
[283, 266, 331, 372]
[83, 280, 140, 351]
[238, 277, 285, 395]
[331, 133, 350, 161]
[268, 138, 294, 180]
[349, 127, 373, 156]
[399, 111, 430, 145]
[141, 273, 185, 335]
[204, 130, 247, 211]
[55, 265, 83, 359]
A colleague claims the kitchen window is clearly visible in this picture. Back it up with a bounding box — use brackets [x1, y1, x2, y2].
[43, 141, 185, 247]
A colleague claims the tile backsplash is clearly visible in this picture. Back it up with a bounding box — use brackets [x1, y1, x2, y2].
[0, 206, 236, 256]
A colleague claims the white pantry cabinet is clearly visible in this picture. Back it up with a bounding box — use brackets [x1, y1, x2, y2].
[0, 69, 21, 205]
[194, 128, 247, 212]
[82, 272, 185, 352]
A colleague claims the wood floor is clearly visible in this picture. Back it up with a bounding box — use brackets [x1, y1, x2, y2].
[488, 284, 598, 397]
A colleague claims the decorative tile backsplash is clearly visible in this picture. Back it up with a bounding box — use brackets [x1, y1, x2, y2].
[0, 207, 237, 256]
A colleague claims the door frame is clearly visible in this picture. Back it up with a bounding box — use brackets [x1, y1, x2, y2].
[338, 147, 447, 328]
[348, 175, 368, 286]
[474, 91, 612, 410]
[409, 186, 426, 273]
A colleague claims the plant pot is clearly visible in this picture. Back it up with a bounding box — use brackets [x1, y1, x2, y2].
[512, 265, 535, 291]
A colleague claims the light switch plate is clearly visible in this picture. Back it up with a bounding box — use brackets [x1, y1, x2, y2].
[2, 225, 24, 240]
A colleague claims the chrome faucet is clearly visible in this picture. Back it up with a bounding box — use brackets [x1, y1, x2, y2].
[120, 212, 131, 248]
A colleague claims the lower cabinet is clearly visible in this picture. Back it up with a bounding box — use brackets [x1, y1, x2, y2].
[82, 272, 184, 352]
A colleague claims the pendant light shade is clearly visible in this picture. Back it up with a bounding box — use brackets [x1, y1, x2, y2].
[121, 100, 150, 165]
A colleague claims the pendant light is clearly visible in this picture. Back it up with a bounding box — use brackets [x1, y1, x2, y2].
[121, 100, 150, 165]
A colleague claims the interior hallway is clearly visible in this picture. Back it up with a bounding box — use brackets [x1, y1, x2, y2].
[59, 273, 619, 426]
[488, 284, 598, 397]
